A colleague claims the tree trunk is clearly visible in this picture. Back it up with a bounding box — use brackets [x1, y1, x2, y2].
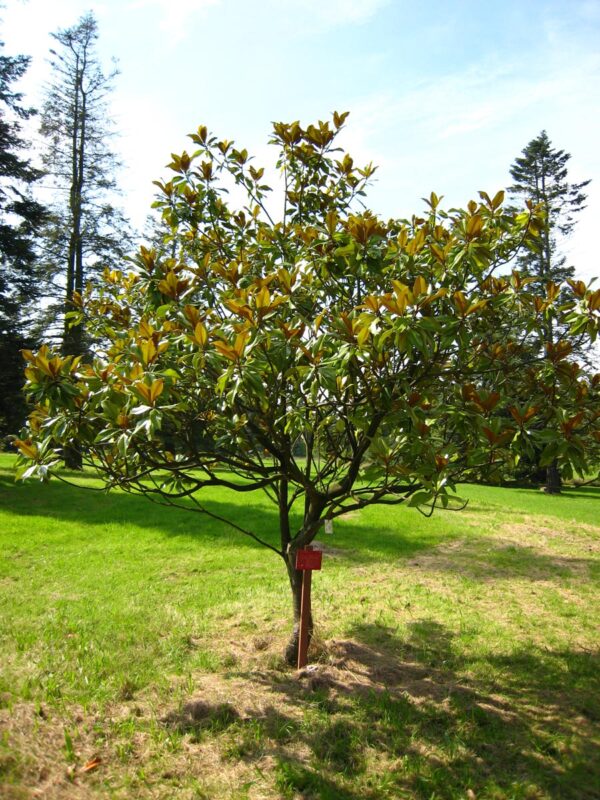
[284, 557, 313, 667]
[544, 459, 562, 494]
[61, 65, 85, 471]
[280, 482, 324, 666]
[63, 443, 82, 471]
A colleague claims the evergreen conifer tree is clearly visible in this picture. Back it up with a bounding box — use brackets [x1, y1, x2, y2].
[0, 37, 46, 439]
[38, 12, 133, 465]
[508, 132, 591, 493]
[39, 12, 133, 358]
[509, 131, 589, 287]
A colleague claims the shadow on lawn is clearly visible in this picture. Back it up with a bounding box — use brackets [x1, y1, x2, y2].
[405, 537, 599, 582]
[465, 484, 600, 507]
[2, 469, 598, 579]
[171, 622, 600, 800]
[340, 622, 600, 798]
[0, 468, 450, 562]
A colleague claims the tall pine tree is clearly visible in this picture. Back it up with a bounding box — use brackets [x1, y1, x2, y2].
[509, 131, 589, 287]
[39, 11, 132, 358]
[508, 132, 591, 493]
[38, 12, 133, 467]
[0, 37, 46, 440]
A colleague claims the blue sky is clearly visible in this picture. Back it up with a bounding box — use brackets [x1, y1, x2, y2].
[2, 0, 599, 282]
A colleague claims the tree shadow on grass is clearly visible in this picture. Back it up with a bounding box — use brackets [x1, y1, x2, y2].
[0, 462, 600, 580]
[203, 621, 600, 800]
[405, 537, 599, 583]
[464, 486, 600, 512]
[565, 489, 600, 500]
[3, 469, 599, 582]
[162, 699, 241, 739]
[162, 691, 380, 800]
[0, 469, 452, 563]
[0, 466, 283, 547]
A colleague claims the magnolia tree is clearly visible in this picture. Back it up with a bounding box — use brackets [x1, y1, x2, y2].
[16, 114, 600, 663]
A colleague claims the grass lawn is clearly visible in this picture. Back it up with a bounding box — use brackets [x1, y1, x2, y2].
[0, 452, 599, 799]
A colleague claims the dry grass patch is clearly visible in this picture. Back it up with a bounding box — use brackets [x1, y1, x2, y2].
[5, 635, 599, 799]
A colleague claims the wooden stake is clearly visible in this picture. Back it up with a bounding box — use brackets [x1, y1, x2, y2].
[297, 567, 312, 670]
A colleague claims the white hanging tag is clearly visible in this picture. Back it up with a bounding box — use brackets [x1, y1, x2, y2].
[324, 519, 333, 535]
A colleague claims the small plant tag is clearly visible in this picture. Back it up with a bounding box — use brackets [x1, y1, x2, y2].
[324, 519, 333, 535]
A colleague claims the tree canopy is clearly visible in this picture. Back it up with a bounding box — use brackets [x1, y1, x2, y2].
[16, 113, 600, 661]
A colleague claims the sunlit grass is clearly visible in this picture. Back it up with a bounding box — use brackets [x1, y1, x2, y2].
[1, 453, 598, 799]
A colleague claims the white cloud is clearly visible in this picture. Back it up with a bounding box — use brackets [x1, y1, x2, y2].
[332, 47, 600, 282]
[578, 0, 600, 22]
[280, 0, 390, 26]
[127, 0, 221, 42]
[126, 0, 389, 43]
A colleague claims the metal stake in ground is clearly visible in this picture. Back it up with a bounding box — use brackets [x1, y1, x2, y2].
[295, 545, 323, 670]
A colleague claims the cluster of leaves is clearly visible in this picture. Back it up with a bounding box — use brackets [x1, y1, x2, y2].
[15, 113, 600, 559]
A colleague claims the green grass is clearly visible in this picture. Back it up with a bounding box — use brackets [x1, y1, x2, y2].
[0, 452, 599, 799]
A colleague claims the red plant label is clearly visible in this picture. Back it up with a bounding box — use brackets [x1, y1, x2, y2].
[296, 549, 323, 571]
